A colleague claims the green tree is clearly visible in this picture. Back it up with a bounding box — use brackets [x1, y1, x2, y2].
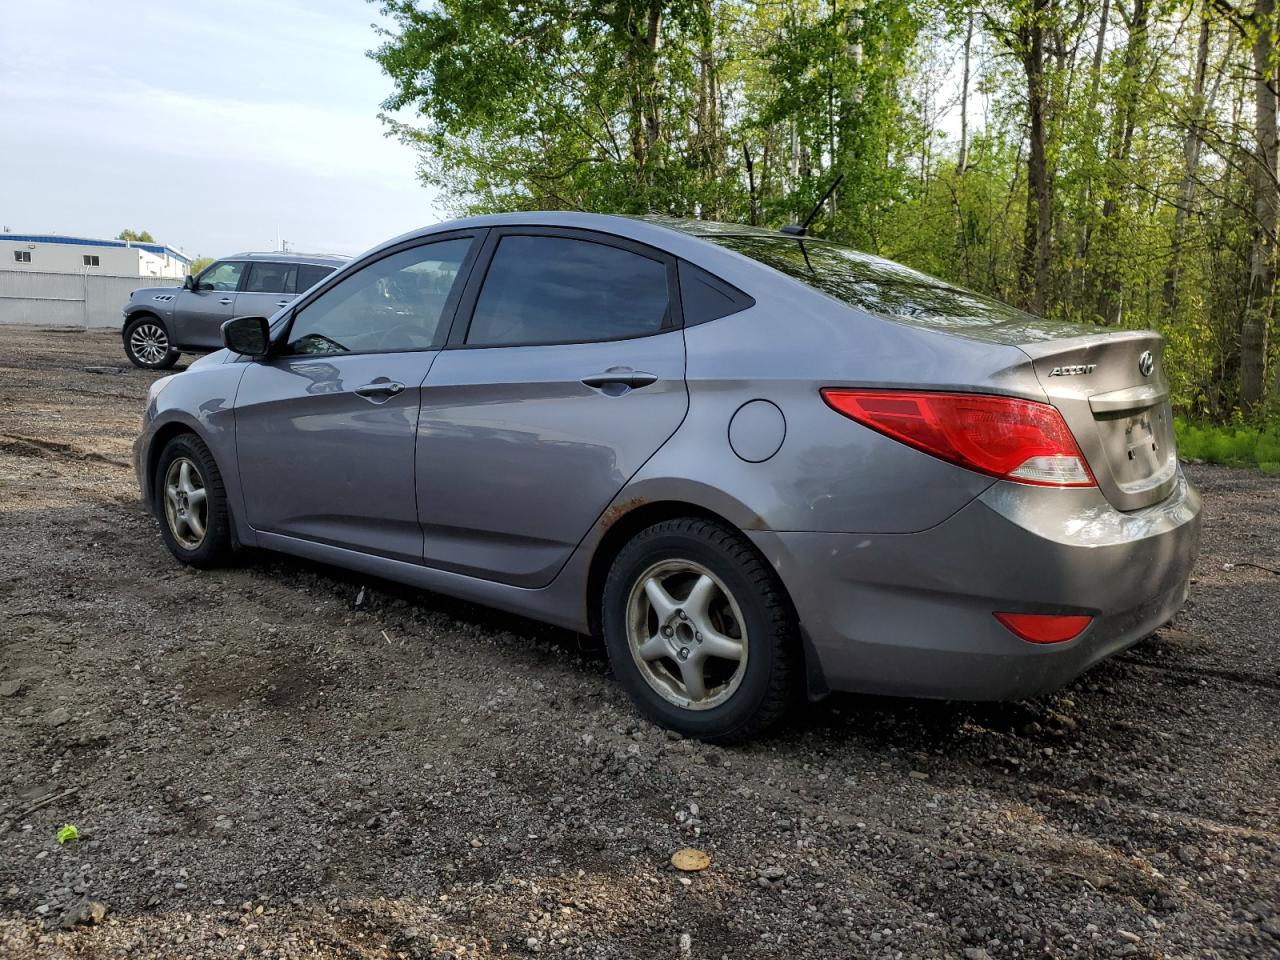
[117, 229, 156, 243]
[370, 0, 1280, 420]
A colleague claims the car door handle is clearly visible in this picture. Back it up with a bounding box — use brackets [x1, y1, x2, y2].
[580, 368, 659, 390]
[354, 380, 406, 401]
[218, 297, 233, 305]
[275, 299, 290, 307]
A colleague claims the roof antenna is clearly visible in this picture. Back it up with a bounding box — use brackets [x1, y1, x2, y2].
[780, 174, 844, 237]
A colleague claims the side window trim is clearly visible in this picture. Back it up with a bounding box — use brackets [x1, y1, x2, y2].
[273, 230, 487, 358]
[445, 226, 684, 349]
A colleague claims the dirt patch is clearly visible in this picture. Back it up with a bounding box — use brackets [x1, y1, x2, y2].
[0, 328, 1278, 959]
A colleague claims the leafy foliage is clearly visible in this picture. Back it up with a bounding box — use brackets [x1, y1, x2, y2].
[372, 0, 1280, 422]
[116, 229, 155, 243]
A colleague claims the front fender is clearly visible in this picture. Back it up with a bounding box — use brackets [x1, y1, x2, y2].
[135, 361, 253, 546]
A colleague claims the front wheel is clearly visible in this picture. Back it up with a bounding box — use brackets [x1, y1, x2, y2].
[123, 316, 179, 369]
[602, 517, 799, 743]
[153, 434, 233, 568]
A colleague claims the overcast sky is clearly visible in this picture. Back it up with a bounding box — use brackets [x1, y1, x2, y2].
[0, 0, 441, 259]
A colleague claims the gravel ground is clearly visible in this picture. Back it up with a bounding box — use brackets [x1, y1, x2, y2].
[1, 328, 1278, 960]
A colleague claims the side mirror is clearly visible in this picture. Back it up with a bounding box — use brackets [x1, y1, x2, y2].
[222, 315, 271, 358]
[182, 275, 195, 290]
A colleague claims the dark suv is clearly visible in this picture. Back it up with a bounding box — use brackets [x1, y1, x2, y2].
[122, 252, 349, 369]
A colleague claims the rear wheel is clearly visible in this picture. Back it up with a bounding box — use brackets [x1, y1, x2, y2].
[153, 434, 233, 568]
[602, 517, 799, 742]
[124, 315, 179, 369]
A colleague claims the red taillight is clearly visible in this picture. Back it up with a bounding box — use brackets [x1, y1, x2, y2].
[820, 389, 1096, 487]
[994, 612, 1093, 644]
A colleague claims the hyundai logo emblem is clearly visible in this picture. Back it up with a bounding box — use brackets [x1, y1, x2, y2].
[1138, 350, 1154, 377]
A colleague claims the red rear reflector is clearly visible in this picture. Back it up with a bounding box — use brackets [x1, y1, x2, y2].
[821, 389, 1095, 487]
[994, 612, 1093, 644]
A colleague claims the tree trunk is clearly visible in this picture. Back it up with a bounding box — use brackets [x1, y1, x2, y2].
[1242, 0, 1278, 413]
[957, 12, 974, 175]
[1162, 7, 1213, 311]
[1094, 0, 1149, 325]
[1019, 0, 1053, 314]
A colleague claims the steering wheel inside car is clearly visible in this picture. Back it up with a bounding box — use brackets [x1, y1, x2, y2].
[375, 323, 435, 350]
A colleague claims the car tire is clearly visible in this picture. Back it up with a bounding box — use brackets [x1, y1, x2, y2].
[123, 315, 180, 370]
[153, 434, 234, 568]
[602, 517, 799, 743]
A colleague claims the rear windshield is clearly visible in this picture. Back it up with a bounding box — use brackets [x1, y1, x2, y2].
[705, 234, 1075, 342]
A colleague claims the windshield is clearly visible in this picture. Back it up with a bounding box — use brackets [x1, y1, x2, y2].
[706, 234, 1087, 344]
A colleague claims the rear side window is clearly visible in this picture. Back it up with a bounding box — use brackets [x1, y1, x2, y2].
[244, 262, 297, 294]
[466, 235, 670, 346]
[678, 260, 754, 325]
[296, 263, 336, 293]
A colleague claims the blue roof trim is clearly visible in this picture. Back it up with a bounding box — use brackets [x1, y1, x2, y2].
[0, 234, 191, 264]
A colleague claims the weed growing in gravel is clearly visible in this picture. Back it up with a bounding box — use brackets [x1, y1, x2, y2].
[1175, 418, 1280, 474]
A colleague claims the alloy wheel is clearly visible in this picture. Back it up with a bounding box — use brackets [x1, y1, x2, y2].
[130, 323, 169, 365]
[163, 457, 208, 550]
[625, 559, 749, 710]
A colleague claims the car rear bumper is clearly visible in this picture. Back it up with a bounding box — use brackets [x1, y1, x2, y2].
[749, 468, 1202, 701]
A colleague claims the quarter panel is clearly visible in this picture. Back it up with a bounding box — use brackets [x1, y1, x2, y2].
[648, 301, 1044, 534]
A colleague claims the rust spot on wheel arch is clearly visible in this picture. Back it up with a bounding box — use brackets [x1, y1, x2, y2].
[601, 496, 647, 530]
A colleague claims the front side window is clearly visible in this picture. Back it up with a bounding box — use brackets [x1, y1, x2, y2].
[197, 261, 245, 292]
[83, 254, 100, 267]
[244, 262, 297, 294]
[466, 235, 670, 346]
[13, 251, 30, 263]
[285, 239, 472, 355]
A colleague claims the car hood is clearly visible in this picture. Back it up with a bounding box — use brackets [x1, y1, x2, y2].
[188, 349, 232, 370]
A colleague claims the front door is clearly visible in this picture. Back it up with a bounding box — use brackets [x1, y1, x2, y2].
[234, 235, 480, 562]
[173, 259, 247, 349]
[417, 230, 688, 587]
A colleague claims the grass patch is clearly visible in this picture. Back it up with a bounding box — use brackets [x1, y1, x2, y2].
[1175, 418, 1280, 474]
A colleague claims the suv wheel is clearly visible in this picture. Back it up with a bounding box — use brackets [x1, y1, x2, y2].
[124, 316, 179, 369]
[602, 517, 799, 742]
[154, 434, 233, 568]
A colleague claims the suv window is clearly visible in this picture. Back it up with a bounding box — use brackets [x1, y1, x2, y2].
[285, 239, 472, 355]
[197, 261, 245, 292]
[296, 263, 336, 293]
[466, 235, 670, 346]
[244, 261, 298, 294]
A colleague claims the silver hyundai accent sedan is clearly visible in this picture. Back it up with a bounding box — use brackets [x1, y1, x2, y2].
[134, 212, 1202, 741]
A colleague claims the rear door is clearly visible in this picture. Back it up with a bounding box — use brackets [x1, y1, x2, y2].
[235, 261, 297, 319]
[416, 228, 688, 587]
[173, 259, 247, 349]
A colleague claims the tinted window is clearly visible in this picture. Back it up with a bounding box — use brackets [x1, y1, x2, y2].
[466, 235, 670, 346]
[198, 261, 245, 292]
[296, 263, 336, 293]
[678, 260, 753, 325]
[285, 239, 471, 355]
[244, 261, 297, 294]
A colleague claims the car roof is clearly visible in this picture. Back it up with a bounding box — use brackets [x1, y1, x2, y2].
[222, 252, 350, 266]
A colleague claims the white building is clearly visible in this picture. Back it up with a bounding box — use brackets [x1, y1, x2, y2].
[0, 233, 190, 278]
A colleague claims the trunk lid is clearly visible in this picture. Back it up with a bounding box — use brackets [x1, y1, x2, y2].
[1019, 331, 1177, 511]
